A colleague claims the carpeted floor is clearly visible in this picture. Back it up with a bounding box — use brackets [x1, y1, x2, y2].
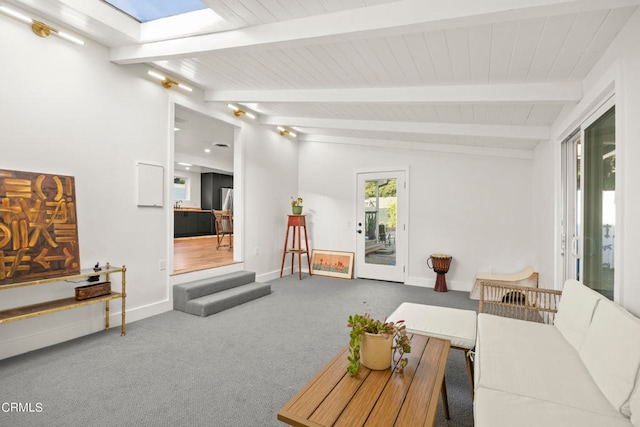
[0, 274, 477, 427]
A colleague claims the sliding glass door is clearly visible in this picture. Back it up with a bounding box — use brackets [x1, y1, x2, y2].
[562, 103, 615, 299]
[582, 106, 615, 299]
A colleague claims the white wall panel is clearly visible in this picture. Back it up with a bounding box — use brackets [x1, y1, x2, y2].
[0, 20, 171, 358]
[298, 139, 534, 291]
[237, 124, 299, 279]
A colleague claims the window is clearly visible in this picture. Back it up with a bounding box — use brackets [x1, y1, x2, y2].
[102, 0, 207, 23]
[174, 176, 189, 201]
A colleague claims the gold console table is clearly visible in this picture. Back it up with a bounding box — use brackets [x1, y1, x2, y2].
[0, 263, 127, 336]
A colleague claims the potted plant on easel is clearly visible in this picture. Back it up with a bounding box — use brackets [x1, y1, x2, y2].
[347, 313, 411, 375]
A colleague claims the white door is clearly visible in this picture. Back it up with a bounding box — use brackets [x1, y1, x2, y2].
[355, 170, 406, 282]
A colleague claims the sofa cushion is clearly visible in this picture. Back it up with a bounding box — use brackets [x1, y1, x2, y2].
[476, 313, 620, 416]
[474, 387, 632, 427]
[554, 279, 606, 350]
[579, 299, 640, 416]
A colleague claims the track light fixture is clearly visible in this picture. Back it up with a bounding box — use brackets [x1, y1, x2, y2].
[147, 70, 192, 92]
[277, 126, 297, 138]
[0, 5, 84, 45]
[227, 104, 256, 119]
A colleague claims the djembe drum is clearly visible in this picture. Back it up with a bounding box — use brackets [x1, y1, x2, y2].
[427, 254, 452, 292]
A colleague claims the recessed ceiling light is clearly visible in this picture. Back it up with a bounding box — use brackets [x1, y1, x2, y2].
[204, 148, 211, 153]
[178, 162, 192, 166]
[174, 127, 181, 131]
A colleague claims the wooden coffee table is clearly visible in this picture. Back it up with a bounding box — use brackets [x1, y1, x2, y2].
[278, 334, 450, 427]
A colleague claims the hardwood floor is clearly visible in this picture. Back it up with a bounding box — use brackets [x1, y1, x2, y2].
[173, 235, 236, 275]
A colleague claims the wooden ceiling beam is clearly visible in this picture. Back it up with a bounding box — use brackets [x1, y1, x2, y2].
[261, 116, 549, 140]
[110, 0, 640, 64]
[205, 82, 582, 104]
[296, 135, 535, 160]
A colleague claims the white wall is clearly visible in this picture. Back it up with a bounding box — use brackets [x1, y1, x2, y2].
[535, 9, 640, 315]
[531, 138, 556, 287]
[298, 141, 535, 291]
[0, 18, 175, 359]
[238, 124, 299, 280]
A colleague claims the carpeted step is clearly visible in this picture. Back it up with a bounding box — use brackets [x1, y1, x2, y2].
[173, 271, 256, 312]
[184, 282, 271, 317]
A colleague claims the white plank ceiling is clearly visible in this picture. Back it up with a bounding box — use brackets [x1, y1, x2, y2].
[7, 0, 640, 158]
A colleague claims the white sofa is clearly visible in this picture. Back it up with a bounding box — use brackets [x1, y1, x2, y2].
[474, 279, 640, 427]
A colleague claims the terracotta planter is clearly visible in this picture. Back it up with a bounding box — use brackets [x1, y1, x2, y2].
[292, 206, 303, 215]
[360, 332, 392, 370]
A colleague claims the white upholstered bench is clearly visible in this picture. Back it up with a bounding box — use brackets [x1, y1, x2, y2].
[388, 302, 477, 398]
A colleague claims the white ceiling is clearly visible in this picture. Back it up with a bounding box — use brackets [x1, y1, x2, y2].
[6, 0, 639, 158]
[174, 105, 235, 174]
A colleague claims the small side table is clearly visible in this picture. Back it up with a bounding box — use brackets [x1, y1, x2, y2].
[280, 215, 311, 280]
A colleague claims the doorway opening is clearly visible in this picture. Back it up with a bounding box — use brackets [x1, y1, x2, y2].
[171, 104, 238, 274]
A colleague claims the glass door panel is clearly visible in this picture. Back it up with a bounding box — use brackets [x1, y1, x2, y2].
[582, 106, 615, 299]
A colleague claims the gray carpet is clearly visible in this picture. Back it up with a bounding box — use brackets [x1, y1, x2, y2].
[0, 274, 477, 426]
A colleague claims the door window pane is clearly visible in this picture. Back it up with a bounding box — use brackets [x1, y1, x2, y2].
[364, 178, 397, 266]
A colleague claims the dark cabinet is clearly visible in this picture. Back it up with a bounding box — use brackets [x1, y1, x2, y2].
[196, 212, 213, 234]
[174, 211, 197, 237]
[201, 173, 233, 210]
[174, 211, 213, 238]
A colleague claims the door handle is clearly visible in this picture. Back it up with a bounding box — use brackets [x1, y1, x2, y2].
[571, 236, 579, 257]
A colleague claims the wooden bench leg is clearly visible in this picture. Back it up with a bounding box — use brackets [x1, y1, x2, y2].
[453, 346, 475, 401]
[465, 350, 475, 400]
[441, 373, 450, 420]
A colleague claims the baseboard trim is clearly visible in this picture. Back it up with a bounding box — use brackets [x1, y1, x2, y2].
[405, 276, 471, 293]
[256, 269, 284, 282]
[0, 300, 172, 361]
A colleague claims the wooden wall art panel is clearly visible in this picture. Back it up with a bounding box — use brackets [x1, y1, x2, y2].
[0, 169, 80, 285]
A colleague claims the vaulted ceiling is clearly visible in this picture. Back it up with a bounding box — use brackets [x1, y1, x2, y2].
[6, 0, 639, 156]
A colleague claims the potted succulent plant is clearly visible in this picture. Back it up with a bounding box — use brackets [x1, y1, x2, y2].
[347, 313, 411, 376]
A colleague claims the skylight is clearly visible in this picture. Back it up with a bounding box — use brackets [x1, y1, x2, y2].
[103, 0, 207, 23]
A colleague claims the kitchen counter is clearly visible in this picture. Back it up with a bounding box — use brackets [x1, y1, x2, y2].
[174, 208, 212, 212]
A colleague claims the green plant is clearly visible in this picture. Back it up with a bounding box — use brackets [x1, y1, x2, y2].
[291, 196, 303, 207]
[347, 313, 411, 376]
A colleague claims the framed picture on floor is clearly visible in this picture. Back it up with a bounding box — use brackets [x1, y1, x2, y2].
[310, 250, 354, 279]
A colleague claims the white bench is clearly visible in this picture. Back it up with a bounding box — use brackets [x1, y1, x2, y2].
[388, 302, 477, 398]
